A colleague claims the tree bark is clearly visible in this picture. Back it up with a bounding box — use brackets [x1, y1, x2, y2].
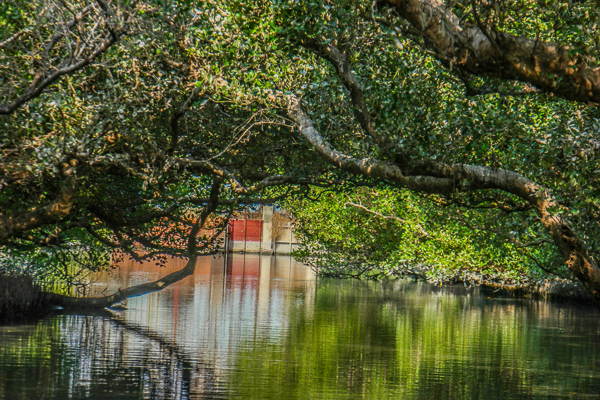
[0, 178, 77, 243]
[41, 252, 199, 309]
[381, 0, 600, 104]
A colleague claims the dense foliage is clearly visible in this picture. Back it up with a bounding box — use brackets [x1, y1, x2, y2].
[288, 187, 575, 290]
[2, 0, 600, 302]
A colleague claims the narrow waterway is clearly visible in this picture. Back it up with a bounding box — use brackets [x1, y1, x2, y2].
[1, 254, 600, 399]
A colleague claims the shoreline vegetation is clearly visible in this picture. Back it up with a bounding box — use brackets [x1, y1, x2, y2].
[0, 274, 46, 320]
[305, 262, 594, 303]
[1, 260, 592, 321]
[400, 267, 591, 302]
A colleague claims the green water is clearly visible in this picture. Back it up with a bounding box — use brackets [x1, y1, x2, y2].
[0, 254, 599, 399]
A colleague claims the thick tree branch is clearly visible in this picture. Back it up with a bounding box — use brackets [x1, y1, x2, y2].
[299, 38, 401, 155]
[0, 178, 77, 242]
[168, 87, 204, 154]
[382, 0, 600, 104]
[41, 179, 223, 309]
[0, 30, 29, 49]
[0, 2, 128, 115]
[0, 30, 125, 115]
[176, 157, 330, 194]
[289, 95, 600, 300]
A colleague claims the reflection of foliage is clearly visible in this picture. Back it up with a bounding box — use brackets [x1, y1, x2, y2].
[0, 316, 197, 398]
[2, 268, 600, 398]
[230, 279, 600, 399]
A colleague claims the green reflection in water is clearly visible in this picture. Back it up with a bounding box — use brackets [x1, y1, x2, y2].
[0, 315, 194, 399]
[1, 263, 600, 400]
[0, 318, 68, 399]
[229, 279, 600, 400]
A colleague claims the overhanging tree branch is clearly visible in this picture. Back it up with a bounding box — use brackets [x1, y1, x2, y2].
[0, 1, 128, 115]
[41, 178, 224, 309]
[381, 0, 600, 104]
[288, 95, 600, 301]
[299, 37, 401, 155]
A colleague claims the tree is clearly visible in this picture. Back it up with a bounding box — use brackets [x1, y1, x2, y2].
[287, 187, 561, 289]
[2, 0, 600, 307]
[282, 0, 600, 300]
[0, 0, 326, 308]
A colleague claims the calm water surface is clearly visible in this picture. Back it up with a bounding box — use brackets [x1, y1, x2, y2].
[1, 254, 600, 399]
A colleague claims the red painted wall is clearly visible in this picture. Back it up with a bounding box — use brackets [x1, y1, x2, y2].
[228, 219, 263, 242]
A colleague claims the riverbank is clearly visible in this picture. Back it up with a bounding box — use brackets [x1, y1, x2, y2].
[391, 264, 593, 303]
[1, 256, 595, 321]
[315, 262, 594, 303]
[0, 274, 46, 320]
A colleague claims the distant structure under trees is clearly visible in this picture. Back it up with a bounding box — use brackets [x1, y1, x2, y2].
[227, 206, 298, 254]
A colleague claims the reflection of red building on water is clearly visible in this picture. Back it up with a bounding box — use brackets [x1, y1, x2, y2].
[226, 252, 260, 279]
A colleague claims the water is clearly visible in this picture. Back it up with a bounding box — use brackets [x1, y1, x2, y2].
[1, 254, 600, 399]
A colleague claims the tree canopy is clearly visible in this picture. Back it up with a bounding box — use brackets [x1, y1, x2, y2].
[2, 0, 600, 305]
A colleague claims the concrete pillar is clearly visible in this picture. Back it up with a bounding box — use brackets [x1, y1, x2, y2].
[262, 205, 274, 253]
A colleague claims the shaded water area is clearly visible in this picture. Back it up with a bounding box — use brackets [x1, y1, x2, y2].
[1, 254, 600, 399]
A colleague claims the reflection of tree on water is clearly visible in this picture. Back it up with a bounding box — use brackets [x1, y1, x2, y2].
[47, 255, 314, 399]
[59, 312, 223, 399]
[2, 261, 600, 399]
[230, 279, 600, 400]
